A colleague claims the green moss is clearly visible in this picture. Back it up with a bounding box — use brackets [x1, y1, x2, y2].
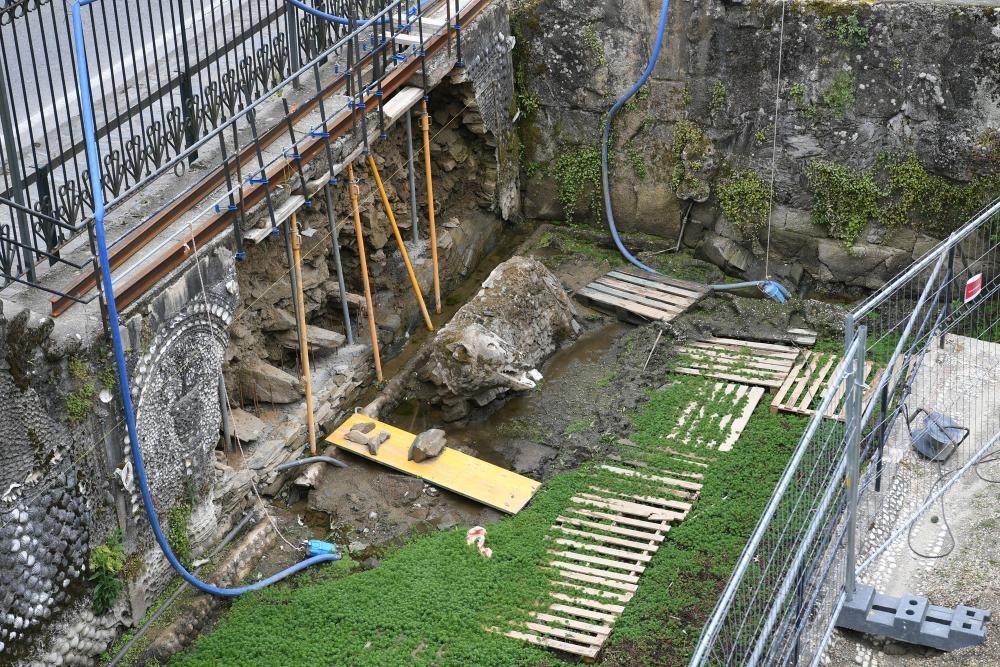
[66, 382, 97, 424]
[581, 21, 607, 66]
[806, 159, 881, 245]
[69, 356, 91, 381]
[90, 531, 125, 615]
[626, 144, 648, 179]
[822, 70, 855, 118]
[168, 503, 193, 568]
[622, 84, 650, 114]
[718, 169, 770, 236]
[670, 120, 712, 195]
[754, 129, 767, 145]
[710, 79, 727, 117]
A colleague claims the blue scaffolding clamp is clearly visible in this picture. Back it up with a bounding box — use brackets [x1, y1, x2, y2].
[310, 130, 331, 138]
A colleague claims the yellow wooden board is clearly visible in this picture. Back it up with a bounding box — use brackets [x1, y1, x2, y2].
[327, 413, 542, 514]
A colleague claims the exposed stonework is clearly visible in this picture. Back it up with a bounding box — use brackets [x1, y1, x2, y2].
[517, 0, 1000, 293]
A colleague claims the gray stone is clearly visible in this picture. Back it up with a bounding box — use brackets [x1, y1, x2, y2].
[230, 408, 267, 444]
[345, 431, 371, 446]
[369, 431, 390, 455]
[350, 422, 376, 434]
[408, 429, 447, 462]
[276, 324, 346, 351]
[241, 359, 302, 404]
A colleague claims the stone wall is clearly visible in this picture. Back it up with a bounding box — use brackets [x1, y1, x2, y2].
[516, 0, 1000, 294]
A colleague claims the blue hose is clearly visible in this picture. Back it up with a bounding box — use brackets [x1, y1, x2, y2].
[600, 0, 671, 275]
[598, 0, 791, 304]
[72, 0, 339, 597]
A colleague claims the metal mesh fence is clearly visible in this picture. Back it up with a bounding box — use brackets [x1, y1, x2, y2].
[691, 197, 1000, 666]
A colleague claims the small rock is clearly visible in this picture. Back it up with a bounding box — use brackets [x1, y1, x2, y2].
[370, 431, 390, 455]
[348, 540, 369, 554]
[360, 556, 380, 570]
[345, 431, 371, 446]
[424, 485, 439, 497]
[230, 408, 267, 443]
[368, 511, 378, 520]
[409, 429, 447, 462]
[350, 422, 376, 434]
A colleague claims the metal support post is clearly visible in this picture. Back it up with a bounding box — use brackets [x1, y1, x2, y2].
[420, 101, 441, 313]
[406, 109, 419, 243]
[845, 323, 866, 601]
[940, 245, 956, 349]
[219, 375, 234, 454]
[0, 67, 36, 282]
[454, 0, 463, 67]
[285, 1, 302, 87]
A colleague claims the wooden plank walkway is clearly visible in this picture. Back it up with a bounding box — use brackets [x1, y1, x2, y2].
[327, 413, 541, 513]
[575, 268, 708, 323]
[501, 466, 703, 659]
[770, 351, 882, 421]
[672, 337, 801, 390]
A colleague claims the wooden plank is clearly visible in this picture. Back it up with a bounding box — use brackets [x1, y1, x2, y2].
[572, 495, 685, 522]
[547, 549, 646, 573]
[674, 367, 785, 389]
[784, 352, 821, 408]
[596, 276, 695, 309]
[549, 591, 627, 614]
[553, 568, 639, 593]
[531, 612, 612, 636]
[797, 354, 837, 412]
[721, 385, 765, 452]
[503, 629, 599, 659]
[552, 538, 652, 563]
[598, 465, 703, 490]
[613, 267, 708, 295]
[554, 523, 664, 550]
[551, 580, 633, 604]
[605, 270, 704, 301]
[327, 413, 540, 513]
[588, 486, 692, 512]
[677, 348, 795, 372]
[547, 603, 618, 624]
[569, 507, 671, 532]
[586, 282, 684, 314]
[576, 286, 670, 322]
[703, 336, 800, 354]
[771, 351, 811, 413]
[549, 561, 640, 586]
[682, 339, 800, 361]
[523, 621, 606, 646]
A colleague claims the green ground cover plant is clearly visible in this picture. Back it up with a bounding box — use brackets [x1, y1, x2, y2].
[174, 372, 805, 666]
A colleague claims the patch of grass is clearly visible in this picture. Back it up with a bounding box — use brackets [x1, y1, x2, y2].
[564, 418, 592, 435]
[595, 371, 616, 388]
[90, 531, 126, 615]
[495, 418, 547, 441]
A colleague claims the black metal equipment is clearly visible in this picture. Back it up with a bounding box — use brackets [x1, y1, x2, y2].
[906, 407, 969, 462]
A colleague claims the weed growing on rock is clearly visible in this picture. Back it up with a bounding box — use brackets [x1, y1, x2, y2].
[718, 169, 770, 236]
[66, 382, 96, 424]
[823, 70, 855, 118]
[90, 531, 125, 615]
[69, 356, 90, 381]
[626, 144, 648, 179]
[552, 143, 603, 222]
[168, 503, 193, 568]
[581, 21, 607, 66]
[710, 79, 727, 117]
[789, 82, 807, 106]
[754, 128, 767, 145]
[818, 11, 870, 48]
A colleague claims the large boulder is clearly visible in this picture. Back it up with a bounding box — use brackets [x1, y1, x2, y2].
[413, 256, 580, 420]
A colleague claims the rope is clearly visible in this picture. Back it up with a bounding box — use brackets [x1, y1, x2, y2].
[763, 0, 787, 280]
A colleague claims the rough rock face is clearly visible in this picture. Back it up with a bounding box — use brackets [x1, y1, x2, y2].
[414, 256, 580, 420]
[517, 0, 1000, 292]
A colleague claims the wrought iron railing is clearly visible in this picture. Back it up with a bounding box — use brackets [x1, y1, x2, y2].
[0, 0, 376, 285]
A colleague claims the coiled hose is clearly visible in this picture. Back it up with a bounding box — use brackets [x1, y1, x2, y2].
[72, 0, 340, 596]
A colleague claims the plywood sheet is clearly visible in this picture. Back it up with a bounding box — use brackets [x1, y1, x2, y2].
[327, 413, 541, 513]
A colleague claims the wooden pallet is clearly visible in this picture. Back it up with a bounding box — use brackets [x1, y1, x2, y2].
[673, 337, 800, 389]
[502, 467, 703, 659]
[665, 381, 765, 452]
[575, 268, 708, 323]
[770, 351, 882, 421]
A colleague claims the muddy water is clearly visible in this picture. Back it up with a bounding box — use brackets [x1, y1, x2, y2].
[386, 320, 630, 475]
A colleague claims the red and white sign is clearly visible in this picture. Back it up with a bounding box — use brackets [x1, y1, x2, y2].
[964, 273, 983, 303]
